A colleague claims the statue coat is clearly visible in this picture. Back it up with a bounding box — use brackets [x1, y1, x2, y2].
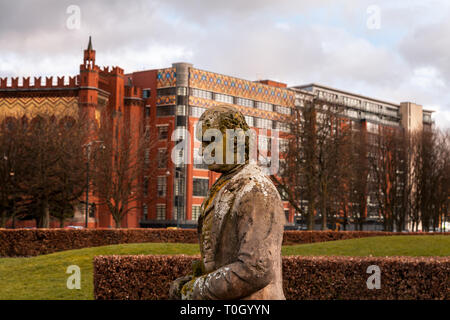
[184, 163, 286, 300]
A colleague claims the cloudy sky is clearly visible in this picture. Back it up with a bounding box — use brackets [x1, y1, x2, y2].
[1, 0, 449, 128]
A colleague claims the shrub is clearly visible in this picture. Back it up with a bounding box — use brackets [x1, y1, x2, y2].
[94, 255, 450, 300]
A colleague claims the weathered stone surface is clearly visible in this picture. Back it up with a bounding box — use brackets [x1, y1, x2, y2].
[169, 105, 286, 300]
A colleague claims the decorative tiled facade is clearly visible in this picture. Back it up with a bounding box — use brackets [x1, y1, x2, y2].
[0, 96, 79, 118]
[189, 68, 295, 108]
[156, 95, 177, 106]
[156, 68, 176, 88]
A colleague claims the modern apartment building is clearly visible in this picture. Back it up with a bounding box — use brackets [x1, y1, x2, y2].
[291, 84, 434, 229]
[128, 63, 297, 227]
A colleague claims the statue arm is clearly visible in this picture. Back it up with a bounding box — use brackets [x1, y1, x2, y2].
[184, 190, 279, 300]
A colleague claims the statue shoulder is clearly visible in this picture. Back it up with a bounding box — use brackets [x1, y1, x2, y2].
[230, 164, 282, 204]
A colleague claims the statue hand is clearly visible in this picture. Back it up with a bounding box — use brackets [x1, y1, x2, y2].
[169, 275, 193, 300]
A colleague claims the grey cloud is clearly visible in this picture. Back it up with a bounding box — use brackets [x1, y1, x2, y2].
[0, 0, 448, 127]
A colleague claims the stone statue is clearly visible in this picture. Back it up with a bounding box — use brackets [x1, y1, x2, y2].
[169, 105, 286, 300]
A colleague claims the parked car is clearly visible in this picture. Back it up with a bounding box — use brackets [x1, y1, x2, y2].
[65, 225, 84, 230]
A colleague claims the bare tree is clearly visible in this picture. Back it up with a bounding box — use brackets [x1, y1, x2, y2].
[368, 126, 411, 231]
[0, 113, 88, 228]
[92, 119, 153, 228]
[346, 126, 369, 230]
[412, 128, 450, 231]
[272, 98, 350, 230]
[0, 117, 22, 227]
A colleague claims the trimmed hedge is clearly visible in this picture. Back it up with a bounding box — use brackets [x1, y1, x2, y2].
[0, 228, 448, 257]
[281, 230, 444, 245]
[94, 255, 450, 300]
[0, 228, 197, 257]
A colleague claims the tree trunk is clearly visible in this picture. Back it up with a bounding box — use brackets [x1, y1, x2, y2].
[307, 203, 315, 230]
[0, 209, 6, 228]
[321, 195, 327, 230]
[39, 201, 50, 228]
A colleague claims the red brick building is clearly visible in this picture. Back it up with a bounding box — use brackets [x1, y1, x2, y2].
[0, 38, 295, 228]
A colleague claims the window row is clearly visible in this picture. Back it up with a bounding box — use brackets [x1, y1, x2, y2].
[255, 101, 273, 112]
[190, 106, 207, 118]
[255, 118, 273, 129]
[276, 105, 291, 115]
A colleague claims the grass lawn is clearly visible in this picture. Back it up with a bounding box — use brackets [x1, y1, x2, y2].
[0, 235, 448, 300]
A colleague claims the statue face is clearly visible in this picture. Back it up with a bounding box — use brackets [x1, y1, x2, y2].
[196, 121, 234, 173]
[195, 105, 249, 173]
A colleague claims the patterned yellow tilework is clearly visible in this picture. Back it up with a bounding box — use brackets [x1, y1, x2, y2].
[156, 95, 176, 106]
[189, 68, 295, 108]
[0, 96, 79, 119]
[157, 68, 176, 88]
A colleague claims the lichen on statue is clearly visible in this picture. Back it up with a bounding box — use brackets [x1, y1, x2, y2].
[169, 105, 286, 300]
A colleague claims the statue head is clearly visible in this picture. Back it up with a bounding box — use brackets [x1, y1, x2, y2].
[195, 105, 250, 173]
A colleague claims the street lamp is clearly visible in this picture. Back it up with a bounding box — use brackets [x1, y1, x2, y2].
[82, 140, 104, 228]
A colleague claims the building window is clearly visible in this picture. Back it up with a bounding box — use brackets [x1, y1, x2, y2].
[143, 176, 149, 197]
[88, 203, 96, 218]
[214, 93, 234, 104]
[157, 176, 167, 197]
[245, 116, 254, 127]
[156, 106, 175, 117]
[145, 106, 151, 117]
[156, 204, 166, 220]
[255, 101, 273, 112]
[192, 205, 201, 221]
[236, 97, 254, 108]
[193, 178, 209, 197]
[346, 109, 358, 118]
[177, 87, 187, 96]
[157, 87, 176, 96]
[176, 105, 186, 116]
[275, 105, 291, 115]
[157, 149, 168, 168]
[255, 118, 273, 129]
[194, 147, 208, 170]
[284, 210, 290, 222]
[190, 88, 213, 100]
[158, 125, 168, 140]
[366, 122, 379, 133]
[143, 89, 151, 99]
[190, 106, 206, 118]
[275, 121, 290, 133]
[143, 204, 148, 220]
